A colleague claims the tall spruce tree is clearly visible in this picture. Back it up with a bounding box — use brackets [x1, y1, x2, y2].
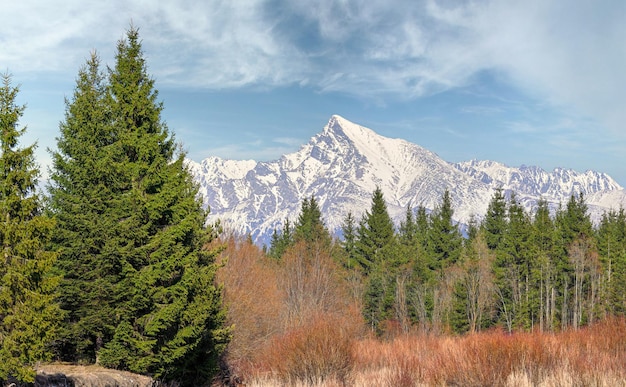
[294, 196, 330, 247]
[267, 219, 293, 259]
[0, 74, 61, 383]
[356, 188, 398, 333]
[553, 193, 593, 329]
[49, 29, 228, 384]
[531, 199, 557, 331]
[494, 193, 533, 330]
[597, 209, 626, 315]
[427, 189, 462, 270]
[356, 187, 395, 272]
[482, 187, 507, 250]
[340, 211, 361, 270]
[49, 52, 116, 361]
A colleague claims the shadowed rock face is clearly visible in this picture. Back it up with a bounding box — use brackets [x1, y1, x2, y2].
[35, 365, 154, 387]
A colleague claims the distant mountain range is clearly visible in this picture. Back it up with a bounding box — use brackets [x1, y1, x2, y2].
[187, 115, 626, 244]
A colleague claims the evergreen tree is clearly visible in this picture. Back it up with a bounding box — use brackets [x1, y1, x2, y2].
[0, 74, 61, 383]
[454, 231, 496, 333]
[412, 205, 435, 280]
[355, 187, 398, 332]
[494, 193, 533, 330]
[399, 205, 418, 246]
[268, 196, 330, 260]
[340, 211, 361, 270]
[49, 52, 116, 361]
[356, 187, 395, 272]
[415, 205, 429, 238]
[553, 193, 594, 329]
[597, 209, 626, 315]
[427, 189, 462, 270]
[531, 199, 557, 331]
[294, 196, 330, 247]
[397, 205, 421, 272]
[49, 29, 228, 384]
[268, 219, 293, 259]
[482, 187, 507, 250]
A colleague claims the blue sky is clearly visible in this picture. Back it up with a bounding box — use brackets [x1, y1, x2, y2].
[3, 1, 626, 185]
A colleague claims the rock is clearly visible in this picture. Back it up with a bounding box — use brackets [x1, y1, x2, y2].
[36, 364, 155, 387]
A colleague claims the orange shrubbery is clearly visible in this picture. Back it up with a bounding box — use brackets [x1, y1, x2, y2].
[215, 237, 363, 385]
[215, 237, 626, 386]
[215, 236, 282, 368]
[256, 312, 356, 385]
[351, 320, 626, 386]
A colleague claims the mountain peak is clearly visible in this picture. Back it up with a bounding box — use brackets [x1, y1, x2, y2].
[191, 115, 626, 244]
[320, 115, 417, 167]
[324, 114, 371, 140]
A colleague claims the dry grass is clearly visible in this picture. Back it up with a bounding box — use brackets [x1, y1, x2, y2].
[348, 319, 626, 387]
[226, 319, 626, 386]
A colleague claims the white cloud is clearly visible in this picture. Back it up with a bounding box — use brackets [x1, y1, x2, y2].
[3, 0, 625, 136]
[471, 1, 626, 135]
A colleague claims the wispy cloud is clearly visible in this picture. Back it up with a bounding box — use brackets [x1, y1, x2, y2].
[460, 106, 504, 116]
[272, 137, 303, 147]
[3, 0, 625, 136]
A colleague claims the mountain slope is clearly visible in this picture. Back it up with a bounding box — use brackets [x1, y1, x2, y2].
[188, 115, 626, 243]
[453, 159, 622, 199]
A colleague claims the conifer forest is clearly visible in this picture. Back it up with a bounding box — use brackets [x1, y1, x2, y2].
[2, 28, 626, 386]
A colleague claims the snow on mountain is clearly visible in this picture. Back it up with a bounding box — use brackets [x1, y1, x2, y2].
[452, 160, 625, 220]
[188, 115, 626, 244]
[453, 159, 622, 199]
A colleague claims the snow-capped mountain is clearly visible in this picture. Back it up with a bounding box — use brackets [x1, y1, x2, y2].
[188, 115, 626, 243]
[453, 160, 621, 199]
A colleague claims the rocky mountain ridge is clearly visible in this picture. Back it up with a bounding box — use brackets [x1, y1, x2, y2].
[188, 115, 625, 243]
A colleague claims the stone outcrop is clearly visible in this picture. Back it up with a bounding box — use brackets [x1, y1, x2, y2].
[35, 364, 154, 387]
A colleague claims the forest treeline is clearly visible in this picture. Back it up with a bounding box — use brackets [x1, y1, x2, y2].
[0, 29, 228, 386]
[267, 187, 626, 336]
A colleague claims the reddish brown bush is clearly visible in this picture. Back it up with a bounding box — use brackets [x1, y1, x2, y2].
[256, 313, 357, 385]
[216, 238, 364, 385]
[215, 237, 283, 377]
[350, 320, 626, 386]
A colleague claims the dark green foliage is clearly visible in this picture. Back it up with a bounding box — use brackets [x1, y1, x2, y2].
[362, 270, 392, 333]
[294, 196, 331, 247]
[427, 189, 462, 269]
[49, 29, 228, 384]
[482, 187, 507, 250]
[597, 209, 626, 315]
[269, 196, 332, 260]
[351, 188, 398, 331]
[267, 220, 292, 260]
[399, 205, 418, 246]
[0, 74, 61, 383]
[335, 184, 623, 335]
[340, 211, 361, 270]
[453, 232, 495, 333]
[551, 193, 594, 329]
[49, 52, 116, 362]
[493, 193, 533, 330]
[530, 199, 557, 331]
[356, 187, 395, 272]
